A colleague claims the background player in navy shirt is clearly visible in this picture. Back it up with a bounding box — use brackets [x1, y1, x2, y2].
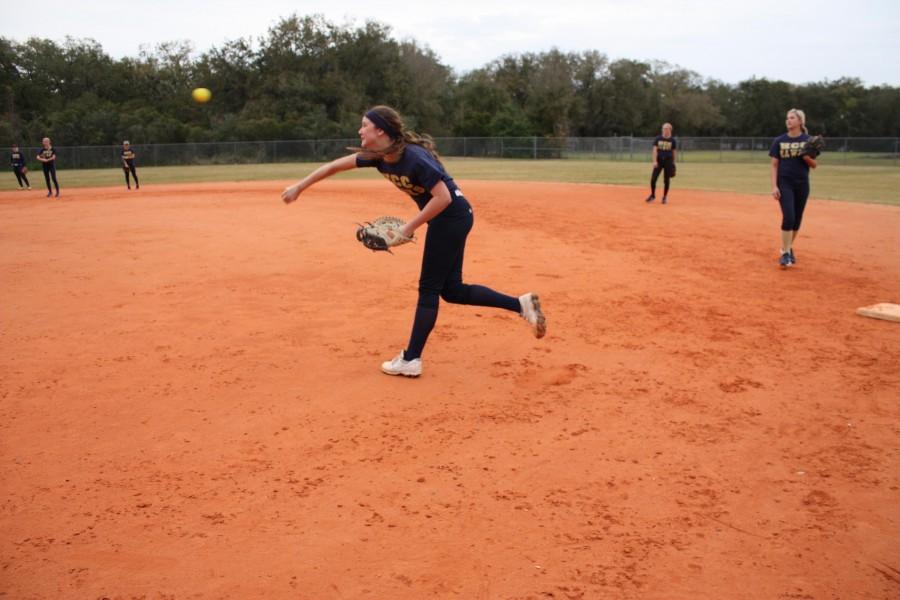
[36, 137, 60, 197]
[645, 123, 677, 204]
[10, 144, 30, 190]
[281, 105, 546, 377]
[769, 108, 817, 268]
[121, 140, 139, 189]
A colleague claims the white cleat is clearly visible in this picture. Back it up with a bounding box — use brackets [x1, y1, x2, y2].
[519, 292, 547, 339]
[381, 351, 422, 377]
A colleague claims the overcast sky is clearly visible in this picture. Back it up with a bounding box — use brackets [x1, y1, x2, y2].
[4, 0, 898, 86]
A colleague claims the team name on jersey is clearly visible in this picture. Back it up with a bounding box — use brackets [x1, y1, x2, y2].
[122, 150, 135, 160]
[779, 142, 803, 159]
[381, 172, 426, 196]
[657, 140, 673, 151]
[12, 152, 22, 160]
[40, 149, 54, 159]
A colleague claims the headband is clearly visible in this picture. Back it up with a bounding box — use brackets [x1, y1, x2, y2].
[365, 110, 400, 140]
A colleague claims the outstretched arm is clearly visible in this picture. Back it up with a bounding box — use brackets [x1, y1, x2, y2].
[282, 154, 359, 204]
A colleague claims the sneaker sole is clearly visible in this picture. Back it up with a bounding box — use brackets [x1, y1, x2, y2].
[530, 293, 547, 339]
[380, 367, 421, 378]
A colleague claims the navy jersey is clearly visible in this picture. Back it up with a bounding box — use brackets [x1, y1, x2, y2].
[769, 133, 811, 179]
[356, 144, 471, 219]
[653, 136, 677, 160]
[122, 149, 136, 162]
[11, 151, 25, 167]
[39, 147, 56, 162]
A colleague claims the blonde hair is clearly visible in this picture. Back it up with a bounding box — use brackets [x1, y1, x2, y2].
[353, 105, 443, 166]
[787, 108, 808, 134]
[662, 122, 673, 133]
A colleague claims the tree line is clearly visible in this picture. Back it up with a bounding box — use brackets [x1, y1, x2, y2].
[2, 14, 898, 147]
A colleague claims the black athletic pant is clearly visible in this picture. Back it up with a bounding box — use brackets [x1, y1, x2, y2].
[777, 176, 810, 231]
[123, 162, 139, 188]
[404, 206, 521, 360]
[650, 157, 673, 196]
[13, 167, 30, 188]
[42, 163, 59, 194]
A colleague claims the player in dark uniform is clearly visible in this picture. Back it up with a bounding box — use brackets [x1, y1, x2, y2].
[645, 122, 677, 204]
[281, 105, 546, 378]
[10, 144, 30, 190]
[769, 108, 817, 268]
[36, 137, 60, 197]
[121, 141, 139, 189]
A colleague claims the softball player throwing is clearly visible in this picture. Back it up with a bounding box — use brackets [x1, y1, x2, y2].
[281, 105, 546, 377]
[769, 109, 817, 268]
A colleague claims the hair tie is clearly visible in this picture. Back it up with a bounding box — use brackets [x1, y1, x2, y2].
[365, 110, 400, 140]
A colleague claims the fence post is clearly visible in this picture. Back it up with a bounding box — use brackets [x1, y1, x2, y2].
[463, 137, 467, 157]
[533, 136, 537, 160]
[629, 136, 633, 162]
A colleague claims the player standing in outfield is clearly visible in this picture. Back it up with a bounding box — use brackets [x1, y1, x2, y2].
[121, 141, 139, 190]
[281, 105, 546, 378]
[645, 122, 677, 204]
[10, 144, 31, 190]
[36, 137, 60, 198]
[769, 108, 817, 268]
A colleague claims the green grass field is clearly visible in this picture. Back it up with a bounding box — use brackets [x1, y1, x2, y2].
[3, 159, 898, 205]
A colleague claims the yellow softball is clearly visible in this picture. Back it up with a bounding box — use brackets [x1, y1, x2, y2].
[192, 88, 212, 104]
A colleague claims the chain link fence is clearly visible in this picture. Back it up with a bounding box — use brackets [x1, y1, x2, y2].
[16, 137, 900, 169]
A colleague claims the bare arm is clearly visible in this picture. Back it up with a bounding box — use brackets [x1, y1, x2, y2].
[282, 154, 359, 204]
[400, 180, 453, 238]
[770, 158, 780, 200]
[802, 155, 817, 169]
[672, 149, 677, 163]
[652, 146, 658, 168]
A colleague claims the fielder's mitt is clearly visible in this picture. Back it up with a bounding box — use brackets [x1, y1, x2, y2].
[799, 135, 825, 158]
[668, 162, 676, 178]
[356, 216, 413, 253]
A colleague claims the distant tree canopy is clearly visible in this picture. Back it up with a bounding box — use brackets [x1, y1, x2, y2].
[2, 14, 898, 145]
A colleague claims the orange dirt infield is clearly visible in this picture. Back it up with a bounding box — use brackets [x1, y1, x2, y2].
[2, 180, 899, 599]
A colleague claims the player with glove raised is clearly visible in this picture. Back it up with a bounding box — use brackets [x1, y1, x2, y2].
[281, 105, 546, 377]
[769, 108, 821, 268]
